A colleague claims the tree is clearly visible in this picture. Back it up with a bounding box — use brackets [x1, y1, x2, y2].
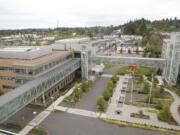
[111, 75, 118, 84]
[103, 89, 112, 101]
[96, 96, 106, 112]
[128, 49, 131, 54]
[73, 85, 81, 101]
[157, 68, 162, 75]
[160, 86, 164, 93]
[143, 83, 149, 94]
[135, 47, 139, 54]
[107, 80, 114, 90]
[114, 43, 117, 51]
[155, 101, 162, 110]
[120, 48, 123, 54]
[158, 105, 172, 122]
[88, 32, 94, 40]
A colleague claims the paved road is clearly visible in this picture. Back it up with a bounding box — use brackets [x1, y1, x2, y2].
[41, 112, 171, 135]
[75, 77, 109, 111]
[74, 65, 122, 111]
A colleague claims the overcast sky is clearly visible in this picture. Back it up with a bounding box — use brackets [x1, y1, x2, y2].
[0, 0, 179, 29]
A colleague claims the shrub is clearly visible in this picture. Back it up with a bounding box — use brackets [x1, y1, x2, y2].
[103, 89, 112, 101]
[153, 90, 161, 98]
[111, 75, 118, 84]
[0, 89, 5, 95]
[160, 86, 164, 93]
[81, 81, 88, 92]
[73, 85, 82, 101]
[154, 101, 163, 110]
[158, 105, 172, 122]
[96, 96, 106, 112]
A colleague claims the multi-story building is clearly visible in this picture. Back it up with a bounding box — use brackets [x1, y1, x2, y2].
[0, 46, 78, 105]
[162, 32, 180, 86]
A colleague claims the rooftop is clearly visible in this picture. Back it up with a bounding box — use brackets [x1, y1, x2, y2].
[0, 50, 72, 67]
[0, 46, 40, 52]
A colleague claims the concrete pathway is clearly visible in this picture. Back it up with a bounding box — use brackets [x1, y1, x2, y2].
[19, 85, 77, 135]
[101, 74, 113, 78]
[155, 76, 164, 86]
[165, 88, 180, 125]
[56, 106, 100, 118]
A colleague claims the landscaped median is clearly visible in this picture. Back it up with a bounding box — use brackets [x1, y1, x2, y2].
[59, 80, 92, 107]
[96, 74, 118, 112]
[99, 118, 180, 134]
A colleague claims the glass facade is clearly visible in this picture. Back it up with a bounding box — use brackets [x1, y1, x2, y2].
[162, 32, 180, 85]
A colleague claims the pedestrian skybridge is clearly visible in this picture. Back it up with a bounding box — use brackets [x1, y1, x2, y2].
[0, 58, 81, 123]
[92, 55, 166, 68]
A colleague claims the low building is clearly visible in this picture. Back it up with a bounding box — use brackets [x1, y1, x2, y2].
[117, 46, 144, 54]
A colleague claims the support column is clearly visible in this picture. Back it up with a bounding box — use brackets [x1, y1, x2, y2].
[42, 93, 46, 104]
[81, 47, 88, 79]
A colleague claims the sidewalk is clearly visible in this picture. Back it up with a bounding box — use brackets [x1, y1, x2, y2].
[55, 106, 100, 118]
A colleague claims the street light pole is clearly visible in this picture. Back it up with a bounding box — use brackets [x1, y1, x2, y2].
[130, 71, 134, 104]
[148, 73, 153, 106]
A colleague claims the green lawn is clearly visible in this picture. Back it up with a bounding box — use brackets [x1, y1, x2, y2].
[0, 120, 27, 133]
[28, 126, 48, 135]
[104, 64, 115, 69]
[116, 66, 151, 76]
[100, 118, 180, 134]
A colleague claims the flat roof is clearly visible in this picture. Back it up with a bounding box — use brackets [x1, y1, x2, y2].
[0, 46, 40, 52]
[0, 51, 72, 67]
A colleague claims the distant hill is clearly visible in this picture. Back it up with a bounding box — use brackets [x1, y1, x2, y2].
[116, 17, 180, 35]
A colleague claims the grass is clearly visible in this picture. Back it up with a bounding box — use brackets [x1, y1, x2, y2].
[145, 108, 159, 114]
[116, 66, 151, 76]
[28, 126, 48, 135]
[130, 111, 150, 119]
[104, 64, 115, 69]
[0, 120, 27, 133]
[164, 82, 180, 97]
[59, 80, 92, 107]
[100, 118, 180, 134]
[59, 94, 75, 107]
[44, 78, 81, 107]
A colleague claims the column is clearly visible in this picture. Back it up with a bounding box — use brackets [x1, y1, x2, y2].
[42, 93, 46, 104]
[81, 47, 89, 79]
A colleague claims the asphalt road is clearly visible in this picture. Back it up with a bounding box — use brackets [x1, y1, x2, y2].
[41, 112, 171, 135]
[74, 65, 122, 111]
[74, 77, 109, 111]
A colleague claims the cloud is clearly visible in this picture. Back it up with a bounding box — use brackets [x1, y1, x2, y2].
[0, 0, 179, 29]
